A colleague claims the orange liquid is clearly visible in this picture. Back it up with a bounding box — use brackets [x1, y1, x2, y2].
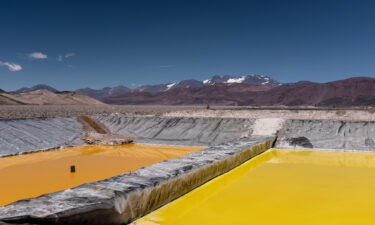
[0, 144, 203, 206]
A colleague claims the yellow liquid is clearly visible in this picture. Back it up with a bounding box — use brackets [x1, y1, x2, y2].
[134, 149, 375, 225]
[0, 144, 203, 206]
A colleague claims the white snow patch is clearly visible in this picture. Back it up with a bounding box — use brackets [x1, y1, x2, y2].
[203, 79, 210, 84]
[166, 83, 176, 90]
[226, 76, 246, 83]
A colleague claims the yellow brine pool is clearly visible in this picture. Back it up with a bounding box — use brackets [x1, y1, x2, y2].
[134, 148, 375, 225]
[0, 144, 203, 206]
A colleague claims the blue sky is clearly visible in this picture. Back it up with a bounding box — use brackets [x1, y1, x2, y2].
[1, 0, 375, 91]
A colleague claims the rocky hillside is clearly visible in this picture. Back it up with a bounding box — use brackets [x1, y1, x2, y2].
[254, 77, 375, 107]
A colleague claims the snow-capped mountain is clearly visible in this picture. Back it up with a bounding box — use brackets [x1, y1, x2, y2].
[135, 75, 279, 93]
[12, 74, 280, 100]
[170, 79, 205, 89]
[203, 74, 279, 86]
[134, 79, 205, 93]
[104, 77, 375, 106]
[134, 84, 172, 93]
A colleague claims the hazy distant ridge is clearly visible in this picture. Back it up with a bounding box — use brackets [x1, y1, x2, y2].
[7, 76, 375, 107]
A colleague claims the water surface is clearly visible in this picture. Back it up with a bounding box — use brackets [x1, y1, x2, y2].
[0, 144, 203, 206]
[135, 149, 375, 225]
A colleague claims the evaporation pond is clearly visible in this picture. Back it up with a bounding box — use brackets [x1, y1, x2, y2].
[0, 144, 203, 206]
[135, 148, 375, 225]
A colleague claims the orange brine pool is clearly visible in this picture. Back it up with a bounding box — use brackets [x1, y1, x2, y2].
[0, 144, 203, 206]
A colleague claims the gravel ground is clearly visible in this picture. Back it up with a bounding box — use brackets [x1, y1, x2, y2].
[0, 105, 207, 119]
[166, 108, 375, 121]
[0, 105, 374, 121]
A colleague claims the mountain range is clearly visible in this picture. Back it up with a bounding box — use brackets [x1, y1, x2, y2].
[14, 74, 278, 99]
[133, 74, 279, 93]
[103, 77, 375, 106]
[7, 75, 375, 107]
[73, 74, 278, 98]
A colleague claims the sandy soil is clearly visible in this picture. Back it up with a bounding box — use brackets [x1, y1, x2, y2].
[0, 90, 104, 105]
[0, 105, 206, 119]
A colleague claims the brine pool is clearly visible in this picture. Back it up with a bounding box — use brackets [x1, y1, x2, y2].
[0, 144, 203, 206]
[134, 148, 375, 225]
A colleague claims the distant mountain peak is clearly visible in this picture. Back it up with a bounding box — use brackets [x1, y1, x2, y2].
[102, 77, 375, 106]
[15, 84, 59, 93]
[11, 74, 280, 100]
[75, 85, 130, 100]
[166, 82, 177, 90]
[203, 74, 279, 86]
[133, 74, 279, 93]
